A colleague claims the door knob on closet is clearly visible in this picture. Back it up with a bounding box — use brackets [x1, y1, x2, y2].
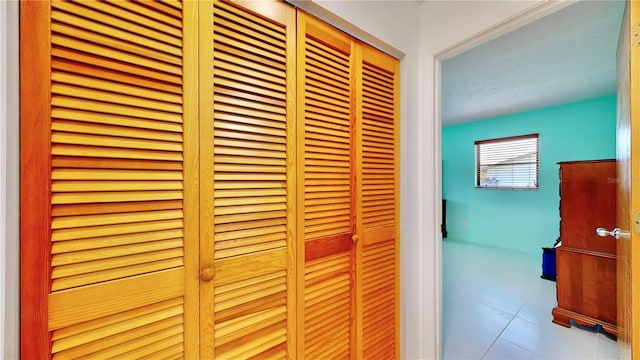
[352, 234, 360, 244]
[200, 267, 216, 282]
[596, 227, 629, 240]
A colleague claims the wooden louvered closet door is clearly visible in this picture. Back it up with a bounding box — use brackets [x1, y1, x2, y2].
[21, 1, 399, 358]
[296, 12, 357, 359]
[200, 1, 297, 358]
[21, 0, 199, 358]
[355, 44, 400, 359]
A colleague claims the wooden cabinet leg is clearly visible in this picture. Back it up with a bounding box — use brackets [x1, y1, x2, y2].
[552, 307, 618, 339]
[552, 307, 571, 328]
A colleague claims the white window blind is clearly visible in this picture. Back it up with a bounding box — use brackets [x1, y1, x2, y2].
[475, 134, 539, 189]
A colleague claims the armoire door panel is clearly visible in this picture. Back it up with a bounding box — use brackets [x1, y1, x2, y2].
[355, 44, 400, 359]
[21, 0, 198, 358]
[297, 12, 356, 359]
[202, 0, 297, 358]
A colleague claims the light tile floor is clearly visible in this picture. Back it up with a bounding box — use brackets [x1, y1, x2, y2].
[443, 239, 618, 360]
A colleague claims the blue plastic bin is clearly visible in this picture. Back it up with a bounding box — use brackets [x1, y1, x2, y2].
[541, 247, 556, 281]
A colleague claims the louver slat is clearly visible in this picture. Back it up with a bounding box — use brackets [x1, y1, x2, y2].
[298, 13, 355, 359]
[304, 254, 351, 360]
[21, 1, 198, 358]
[205, 1, 296, 358]
[301, 27, 352, 242]
[357, 44, 400, 359]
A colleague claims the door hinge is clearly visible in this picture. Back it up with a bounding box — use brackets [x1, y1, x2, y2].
[634, 212, 640, 234]
[633, 24, 640, 47]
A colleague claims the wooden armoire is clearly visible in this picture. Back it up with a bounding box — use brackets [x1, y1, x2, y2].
[20, 0, 400, 358]
[552, 159, 617, 336]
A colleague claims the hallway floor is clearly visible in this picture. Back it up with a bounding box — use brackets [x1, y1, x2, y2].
[443, 239, 618, 359]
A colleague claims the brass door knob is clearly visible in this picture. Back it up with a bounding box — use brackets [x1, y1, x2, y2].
[200, 267, 215, 282]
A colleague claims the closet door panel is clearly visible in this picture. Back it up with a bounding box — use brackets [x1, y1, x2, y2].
[356, 44, 400, 359]
[297, 13, 356, 359]
[203, 1, 297, 358]
[21, 0, 199, 358]
[22, 2, 400, 358]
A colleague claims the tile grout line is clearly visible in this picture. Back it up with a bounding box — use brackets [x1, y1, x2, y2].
[481, 278, 536, 359]
[480, 312, 517, 359]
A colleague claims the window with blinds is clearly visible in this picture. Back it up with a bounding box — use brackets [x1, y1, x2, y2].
[475, 134, 539, 189]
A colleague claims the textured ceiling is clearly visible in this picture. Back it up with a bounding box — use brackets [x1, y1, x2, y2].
[441, 0, 625, 126]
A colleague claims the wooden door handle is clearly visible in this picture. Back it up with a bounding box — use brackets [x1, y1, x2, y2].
[352, 234, 360, 244]
[200, 267, 215, 282]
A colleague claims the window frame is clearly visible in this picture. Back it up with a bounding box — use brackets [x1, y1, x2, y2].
[474, 133, 539, 190]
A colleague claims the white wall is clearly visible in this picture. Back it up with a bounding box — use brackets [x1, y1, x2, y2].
[1, 2, 7, 356]
[2, 0, 19, 358]
[421, 1, 541, 55]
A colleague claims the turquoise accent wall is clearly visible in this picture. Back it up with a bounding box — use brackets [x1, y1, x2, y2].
[442, 95, 617, 255]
